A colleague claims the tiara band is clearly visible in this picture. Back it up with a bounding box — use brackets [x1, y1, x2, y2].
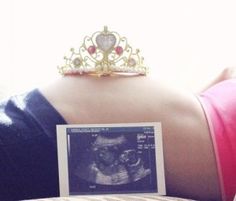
[58, 26, 148, 77]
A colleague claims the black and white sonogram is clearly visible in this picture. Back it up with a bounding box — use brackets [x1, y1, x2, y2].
[66, 126, 158, 195]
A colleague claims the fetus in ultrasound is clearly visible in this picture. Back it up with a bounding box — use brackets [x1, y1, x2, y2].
[75, 134, 151, 185]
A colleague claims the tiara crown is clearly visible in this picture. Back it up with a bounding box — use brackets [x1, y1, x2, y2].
[58, 26, 148, 76]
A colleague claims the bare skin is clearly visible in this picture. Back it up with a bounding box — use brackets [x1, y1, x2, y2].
[38, 68, 235, 200]
[200, 67, 236, 92]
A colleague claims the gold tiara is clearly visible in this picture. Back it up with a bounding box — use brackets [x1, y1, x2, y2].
[58, 26, 148, 76]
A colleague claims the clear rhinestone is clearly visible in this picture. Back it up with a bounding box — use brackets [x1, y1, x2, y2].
[96, 33, 116, 52]
[127, 58, 136, 67]
[72, 58, 81, 67]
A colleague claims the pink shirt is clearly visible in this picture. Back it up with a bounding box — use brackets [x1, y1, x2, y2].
[198, 79, 236, 201]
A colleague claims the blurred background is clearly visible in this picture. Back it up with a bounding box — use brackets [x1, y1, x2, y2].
[1, 0, 236, 98]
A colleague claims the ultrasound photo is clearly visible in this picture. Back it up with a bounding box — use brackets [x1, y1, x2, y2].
[65, 126, 159, 195]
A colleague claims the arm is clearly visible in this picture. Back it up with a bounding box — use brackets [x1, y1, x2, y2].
[200, 67, 236, 92]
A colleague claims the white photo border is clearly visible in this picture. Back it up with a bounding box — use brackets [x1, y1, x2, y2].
[57, 122, 165, 197]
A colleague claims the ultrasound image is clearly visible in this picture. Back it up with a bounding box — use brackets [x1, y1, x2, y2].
[66, 126, 157, 195]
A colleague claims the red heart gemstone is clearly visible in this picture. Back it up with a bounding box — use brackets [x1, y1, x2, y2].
[115, 46, 123, 55]
[88, 46, 96, 54]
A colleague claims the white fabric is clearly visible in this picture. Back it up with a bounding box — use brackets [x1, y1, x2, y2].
[26, 195, 195, 201]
